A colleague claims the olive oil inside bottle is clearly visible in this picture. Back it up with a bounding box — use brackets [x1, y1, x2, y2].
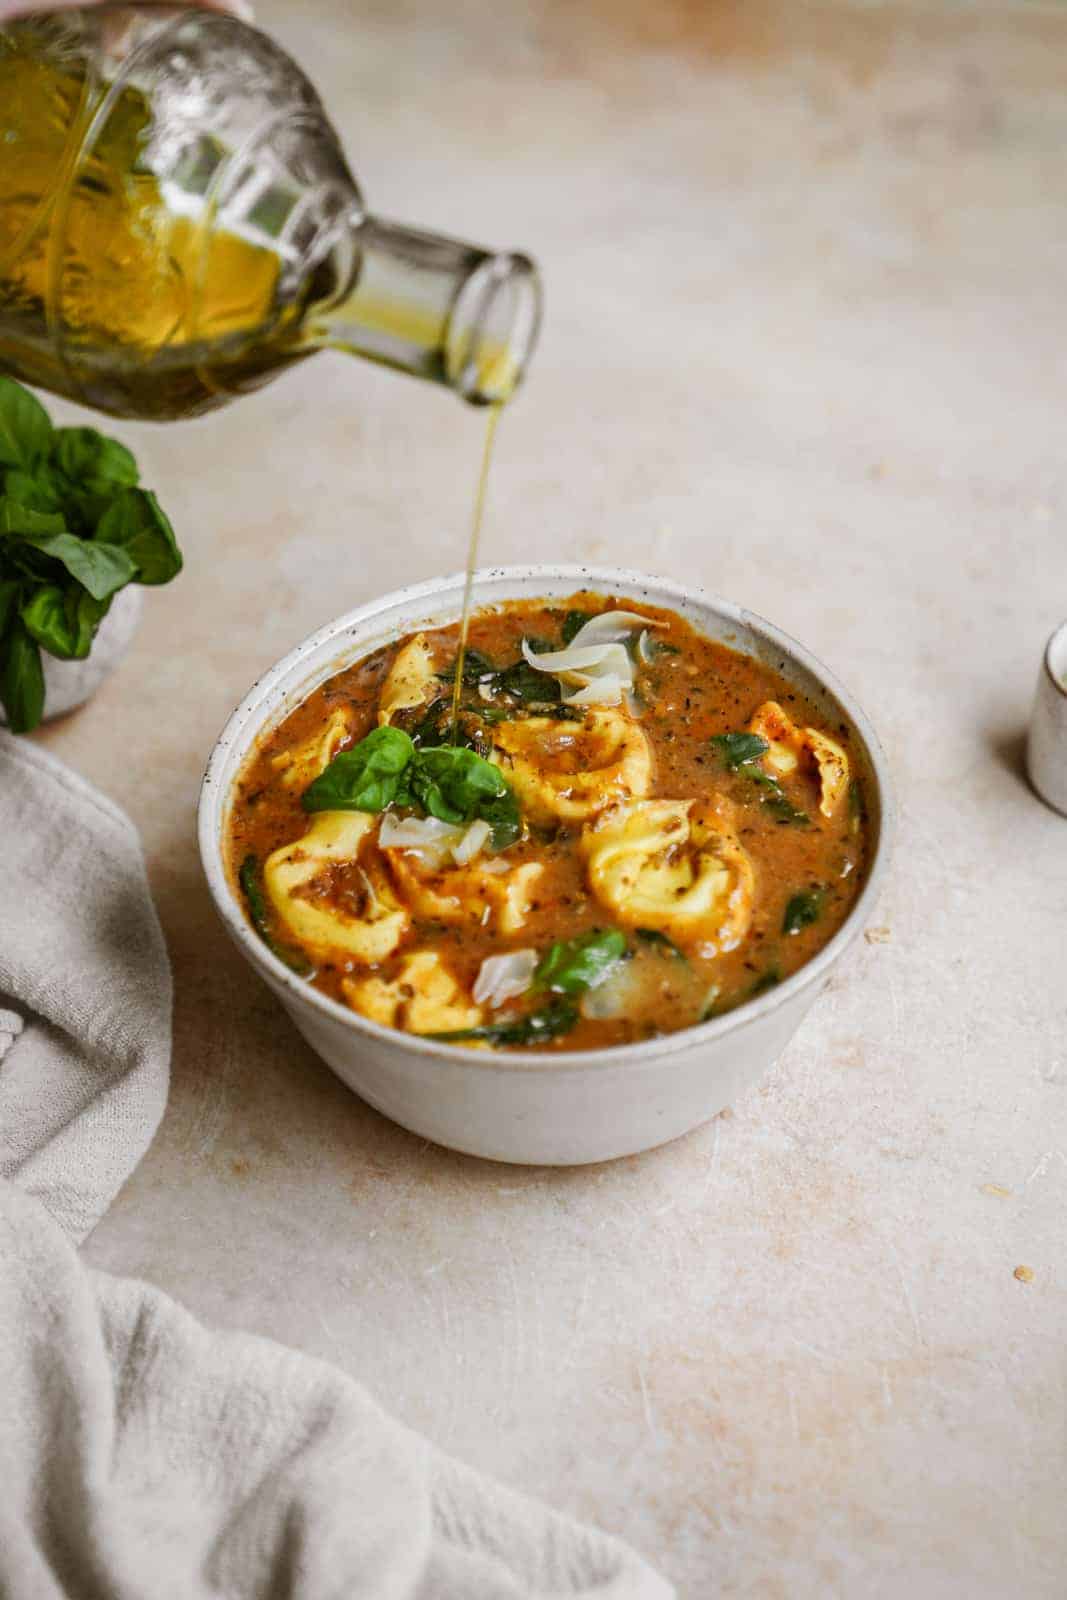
[0, 43, 534, 419]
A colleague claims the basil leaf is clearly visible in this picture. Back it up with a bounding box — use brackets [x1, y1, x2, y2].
[783, 889, 823, 936]
[238, 854, 313, 976]
[302, 726, 414, 813]
[0, 578, 21, 637]
[19, 530, 136, 602]
[21, 583, 108, 661]
[426, 999, 579, 1046]
[636, 927, 687, 961]
[95, 489, 182, 585]
[2, 466, 65, 514]
[409, 744, 510, 827]
[0, 619, 45, 732]
[0, 378, 52, 470]
[710, 731, 770, 770]
[0, 497, 67, 538]
[533, 928, 627, 995]
[53, 427, 139, 491]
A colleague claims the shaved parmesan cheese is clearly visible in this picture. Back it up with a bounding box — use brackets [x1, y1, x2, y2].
[473, 948, 538, 1007]
[379, 812, 492, 869]
[521, 615, 656, 710]
[562, 675, 625, 707]
[637, 629, 655, 665]
[452, 818, 492, 865]
[378, 813, 466, 868]
[521, 638, 615, 675]
[568, 610, 659, 648]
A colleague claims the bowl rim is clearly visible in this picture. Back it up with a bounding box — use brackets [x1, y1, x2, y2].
[198, 564, 895, 1074]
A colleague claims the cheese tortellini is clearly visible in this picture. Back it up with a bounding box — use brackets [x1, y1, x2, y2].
[263, 811, 409, 963]
[491, 708, 652, 827]
[270, 708, 351, 791]
[748, 701, 849, 819]
[343, 951, 482, 1035]
[580, 798, 754, 955]
[383, 847, 543, 936]
[378, 633, 436, 726]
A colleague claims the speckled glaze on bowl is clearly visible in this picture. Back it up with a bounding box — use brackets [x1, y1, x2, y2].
[198, 567, 894, 1166]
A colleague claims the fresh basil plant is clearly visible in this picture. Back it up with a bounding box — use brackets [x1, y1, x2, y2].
[0, 378, 183, 731]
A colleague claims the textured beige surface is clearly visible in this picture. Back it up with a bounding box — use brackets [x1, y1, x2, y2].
[31, 2, 1067, 1594]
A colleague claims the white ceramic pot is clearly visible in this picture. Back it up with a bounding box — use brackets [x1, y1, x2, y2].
[1026, 619, 1067, 817]
[0, 584, 144, 725]
[198, 567, 894, 1166]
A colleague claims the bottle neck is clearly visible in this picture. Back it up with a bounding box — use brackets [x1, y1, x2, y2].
[306, 214, 542, 406]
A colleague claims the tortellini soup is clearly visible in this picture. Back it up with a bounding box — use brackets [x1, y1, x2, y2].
[227, 595, 870, 1050]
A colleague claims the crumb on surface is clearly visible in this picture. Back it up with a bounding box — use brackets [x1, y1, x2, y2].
[1014, 1265, 1035, 1284]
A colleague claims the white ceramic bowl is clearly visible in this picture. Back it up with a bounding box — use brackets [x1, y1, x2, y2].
[198, 567, 893, 1165]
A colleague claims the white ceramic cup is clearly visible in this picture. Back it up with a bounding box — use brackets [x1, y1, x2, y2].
[198, 566, 894, 1166]
[1026, 620, 1067, 817]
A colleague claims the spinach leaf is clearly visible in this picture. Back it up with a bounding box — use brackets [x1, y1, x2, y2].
[0, 619, 45, 733]
[409, 744, 511, 827]
[446, 648, 497, 685]
[533, 928, 627, 995]
[407, 695, 491, 754]
[21, 583, 108, 660]
[0, 378, 53, 470]
[489, 655, 563, 705]
[302, 726, 414, 813]
[561, 609, 592, 644]
[711, 730, 808, 824]
[95, 489, 182, 585]
[783, 889, 823, 935]
[426, 998, 579, 1046]
[479, 785, 522, 850]
[636, 927, 687, 961]
[710, 731, 770, 770]
[748, 769, 809, 826]
[238, 854, 313, 976]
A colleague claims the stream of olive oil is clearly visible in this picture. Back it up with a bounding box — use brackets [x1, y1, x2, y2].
[450, 404, 502, 739]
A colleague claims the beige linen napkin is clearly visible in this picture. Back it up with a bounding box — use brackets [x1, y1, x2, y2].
[0, 733, 671, 1600]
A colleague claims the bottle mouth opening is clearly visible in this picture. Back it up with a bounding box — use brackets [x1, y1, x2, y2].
[446, 253, 542, 406]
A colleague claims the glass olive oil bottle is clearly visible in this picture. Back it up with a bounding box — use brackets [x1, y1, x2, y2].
[0, 7, 541, 420]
